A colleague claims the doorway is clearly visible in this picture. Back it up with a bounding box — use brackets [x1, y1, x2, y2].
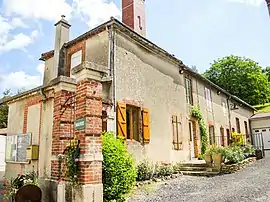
[189, 121, 196, 159]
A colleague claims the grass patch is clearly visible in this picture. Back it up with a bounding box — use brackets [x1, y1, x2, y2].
[140, 183, 158, 194]
[253, 103, 270, 113]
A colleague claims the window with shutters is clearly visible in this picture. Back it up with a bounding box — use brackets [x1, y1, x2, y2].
[70, 50, 82, 70]
[220, 127, 225, 146]
[126, 105, 140, 141]
[209, 125, 215, 145]
[244, 121, 248, 135]
[236, 118, 241, 133]
[185, 78, 193, 105]
[117, 102, 150, 143]
[172, 115, 183, 150]
[205, 87, 212, 112]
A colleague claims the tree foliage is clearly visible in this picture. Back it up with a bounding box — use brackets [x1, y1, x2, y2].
[204, 55, 270, 105]
[263, 67, 270, 82]
[0, 89, 11, 129]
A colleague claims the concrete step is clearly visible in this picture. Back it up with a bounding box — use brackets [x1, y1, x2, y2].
[180, 171, 220, 177]
[175, 166, 208, 172]
[176, 163, 208, 168]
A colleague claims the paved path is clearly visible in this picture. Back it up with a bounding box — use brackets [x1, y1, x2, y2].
[128, 152, 270, 202]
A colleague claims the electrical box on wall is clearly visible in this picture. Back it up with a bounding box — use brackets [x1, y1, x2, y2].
[26, 145, 39, 160]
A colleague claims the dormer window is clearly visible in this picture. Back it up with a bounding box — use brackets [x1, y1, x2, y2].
[70, 50, 82, 70]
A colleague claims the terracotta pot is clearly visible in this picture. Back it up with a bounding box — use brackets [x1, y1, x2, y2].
[212, 153, 223, 164]
[204, 154, 212, 164]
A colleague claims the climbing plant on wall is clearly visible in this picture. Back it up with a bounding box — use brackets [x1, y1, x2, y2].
[191, 106, 209, 155]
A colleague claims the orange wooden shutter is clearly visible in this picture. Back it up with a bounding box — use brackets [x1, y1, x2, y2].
[142, 108, 150, 143]
[117, 102, 127, 139]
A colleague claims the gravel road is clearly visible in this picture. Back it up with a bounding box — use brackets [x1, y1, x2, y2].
[128, 152, 270, 202]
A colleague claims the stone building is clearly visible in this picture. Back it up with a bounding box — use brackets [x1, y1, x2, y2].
[0, 0, 255, 201]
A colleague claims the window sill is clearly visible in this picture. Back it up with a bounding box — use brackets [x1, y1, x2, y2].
[5, 161, 30, 164]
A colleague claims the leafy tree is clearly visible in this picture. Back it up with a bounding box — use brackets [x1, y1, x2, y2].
[191, 65, 199, 73]
[263, 67, 270, 82]
[204, 55, 270, 105]
[0, 89, 12, 128]
[16, 87, 26, 95]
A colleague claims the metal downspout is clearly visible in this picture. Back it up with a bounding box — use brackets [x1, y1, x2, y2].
[226, 96, 232, 134]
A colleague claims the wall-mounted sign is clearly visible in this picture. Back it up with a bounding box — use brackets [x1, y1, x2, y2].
[5, 133, 32, 163]
[75, 118, 86, 130]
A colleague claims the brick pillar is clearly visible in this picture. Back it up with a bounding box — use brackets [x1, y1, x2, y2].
[51, 90, 75, 180]
[75, 79, 102, 185]
[72, 63, 105, 202]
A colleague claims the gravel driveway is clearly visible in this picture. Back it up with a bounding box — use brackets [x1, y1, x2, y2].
[128, 151, 270, 202]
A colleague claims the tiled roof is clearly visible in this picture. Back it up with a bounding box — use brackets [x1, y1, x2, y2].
[251, 112, 270, 120]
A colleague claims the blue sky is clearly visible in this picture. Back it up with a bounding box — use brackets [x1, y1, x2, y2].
[0, 0, 269, 94]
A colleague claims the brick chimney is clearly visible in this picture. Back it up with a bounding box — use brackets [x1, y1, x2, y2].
[122, 0, 146, 37]
[53, 15, 71, 79]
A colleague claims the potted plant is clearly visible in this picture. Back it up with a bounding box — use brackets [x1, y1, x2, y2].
[212, 146, 224, 164]
[203, 147, 213, 165]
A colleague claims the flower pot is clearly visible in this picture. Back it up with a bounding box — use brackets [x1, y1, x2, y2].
[204, 154, 212, 165]
[212, 153, 223, 164]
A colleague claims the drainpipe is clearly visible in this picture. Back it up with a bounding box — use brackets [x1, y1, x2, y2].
[106, 24, 116, 112]
[106, 25, 112, 75]
[226, 96, 232, 134]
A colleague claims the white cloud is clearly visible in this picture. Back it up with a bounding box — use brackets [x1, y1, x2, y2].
[227, 0, 265, 7]
[2, 0, 72, 22]
[0, 15, 38, 54]
[0, 16, 12, 44]
[31, 30, 39, 39]
[11, 18, 28, 28]
[72, 0, 121, 28]
[36, 63, 45, 83]
[2, 0, 121, 28]
[0, 31, 38, 53]
[0, 63, 44, 94]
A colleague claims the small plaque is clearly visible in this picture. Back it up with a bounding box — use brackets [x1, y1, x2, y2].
[75, 118, 86, 130]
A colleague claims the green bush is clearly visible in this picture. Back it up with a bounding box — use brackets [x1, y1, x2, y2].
[155, 164, 173, 178]
[102, 132, 137, 202]
[136, 160, 155, 181]
[242, 144, 255, 157]
[223, 145, 245, 164]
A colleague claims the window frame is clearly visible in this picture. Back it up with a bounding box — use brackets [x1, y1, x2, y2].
[185, 77, 193, 105]
[204, 87, 212, 112]
[209, 125, 215, 145]
[222, 100, 228, 116]
[126, 105, 140, 142]
[236, 118, 241, 133]
[70, 49, 82, 70]
[220, 127, 225, 146]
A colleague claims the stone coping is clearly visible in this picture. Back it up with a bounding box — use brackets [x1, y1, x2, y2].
[221, 157, 256, 174]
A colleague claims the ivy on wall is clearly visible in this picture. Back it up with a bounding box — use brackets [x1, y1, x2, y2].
[191, 106, 209, 155]
[58, 139, 80, 186]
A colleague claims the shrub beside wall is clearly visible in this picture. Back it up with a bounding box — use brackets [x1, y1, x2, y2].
[102, 132, 137, 202]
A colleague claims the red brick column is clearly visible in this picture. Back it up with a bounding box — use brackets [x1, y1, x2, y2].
[75, 79, 103, 185]
[51, 90, 75, 179]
